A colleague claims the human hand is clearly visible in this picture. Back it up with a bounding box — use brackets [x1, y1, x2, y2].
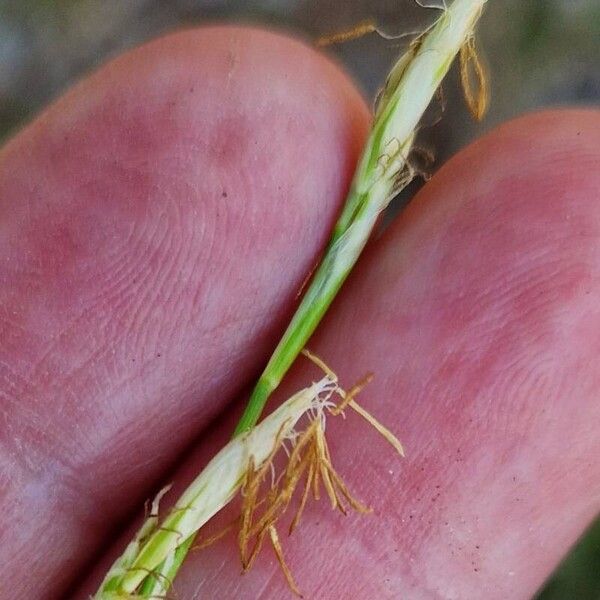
[0, 26, 598, 599]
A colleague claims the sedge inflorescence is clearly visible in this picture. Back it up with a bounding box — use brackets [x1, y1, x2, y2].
[96, 2, 489, 597]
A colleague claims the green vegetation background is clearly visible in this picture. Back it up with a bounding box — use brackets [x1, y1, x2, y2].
[0, 1, 598, 597]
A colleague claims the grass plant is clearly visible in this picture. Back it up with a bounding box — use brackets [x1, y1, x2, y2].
[95, 1, 489, 596]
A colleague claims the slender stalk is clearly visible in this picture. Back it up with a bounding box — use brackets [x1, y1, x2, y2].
[235, 0, 488, 434]
[95, 1, 488, 596]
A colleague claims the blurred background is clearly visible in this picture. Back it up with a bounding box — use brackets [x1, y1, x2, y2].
[0, 0, 598, 597]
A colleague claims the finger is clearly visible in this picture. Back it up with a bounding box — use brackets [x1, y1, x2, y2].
[83, 109, 600, 599]
[0, 26, 369, 598]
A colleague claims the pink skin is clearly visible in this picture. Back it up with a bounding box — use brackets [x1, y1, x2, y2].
[0, 25, 598, 600]
[0, 27, 368, 598]
[79, 108, 600, 600]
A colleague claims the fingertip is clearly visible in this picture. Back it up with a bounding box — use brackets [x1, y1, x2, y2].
[385, 108, 600, 275]
[430, 108, 600, 207]
[0, 24, 371, 598]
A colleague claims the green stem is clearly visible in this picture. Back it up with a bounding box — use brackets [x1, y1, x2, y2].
[235, 0, 488, 434]
[234, 182, 387, 434]
[138, 536, 194, 597]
